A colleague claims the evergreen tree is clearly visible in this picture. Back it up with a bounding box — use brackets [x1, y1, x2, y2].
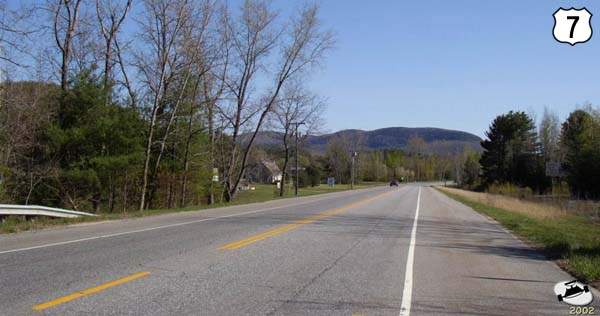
[305, 165, 321, 187]
[480, 111, 548, 191]
[46, 71, 144, 211]
[560, 109, 600, 199]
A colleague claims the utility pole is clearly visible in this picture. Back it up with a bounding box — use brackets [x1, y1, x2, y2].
[351, 151, 357, 189]
[292, 122, 305, 196]
[0, 60, 4, 111]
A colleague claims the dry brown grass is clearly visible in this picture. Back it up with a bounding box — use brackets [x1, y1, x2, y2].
[438, 187, 566, 220]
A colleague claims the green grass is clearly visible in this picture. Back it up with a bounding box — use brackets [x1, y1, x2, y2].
[0, 182, 384, 234]
[438, 189, 600, 283]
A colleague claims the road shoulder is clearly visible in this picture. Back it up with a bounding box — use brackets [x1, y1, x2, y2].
[412, 186, 598, 315]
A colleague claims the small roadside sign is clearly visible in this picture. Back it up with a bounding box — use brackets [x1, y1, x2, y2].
[546, 162, 566, 177]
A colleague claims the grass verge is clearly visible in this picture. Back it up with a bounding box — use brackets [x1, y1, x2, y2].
[437, 187, 600, 286]
[0, 183, 383, 234]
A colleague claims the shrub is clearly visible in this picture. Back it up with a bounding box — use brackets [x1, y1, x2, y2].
[487, 183, 533, 199]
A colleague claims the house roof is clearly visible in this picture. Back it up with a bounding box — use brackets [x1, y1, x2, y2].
[261, 159, 281, 175]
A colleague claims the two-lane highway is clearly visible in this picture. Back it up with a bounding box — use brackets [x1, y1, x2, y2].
[0, 185, 596, 315]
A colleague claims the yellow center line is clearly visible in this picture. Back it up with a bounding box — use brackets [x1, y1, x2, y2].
[219, 191, 393, 250]
[33, 271, 150, 311]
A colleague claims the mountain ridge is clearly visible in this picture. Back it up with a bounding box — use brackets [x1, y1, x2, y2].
[253, 126, 482, 155]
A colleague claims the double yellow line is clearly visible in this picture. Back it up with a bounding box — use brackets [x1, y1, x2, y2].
[219, 190, 392, 250]
[32, 190, 393, 311]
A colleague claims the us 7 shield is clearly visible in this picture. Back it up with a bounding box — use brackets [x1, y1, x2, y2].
[553, 7, 593, 45]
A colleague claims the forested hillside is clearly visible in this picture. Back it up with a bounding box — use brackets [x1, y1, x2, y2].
[253, 127, 482, 154]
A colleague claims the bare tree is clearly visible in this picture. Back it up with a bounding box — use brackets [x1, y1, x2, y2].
[0, 81, 59, 204]
[408, 136, 427, 180]
[272, 83, 324, 196]
[539, 106, 560, 163]
[216, 0, 277, 201]
[113, 37, 138, 107]
[219, 1, 333, 201]
[136, 0, 191, 210]
[95, 0, 132, 102]
[178, 1, 227, 206]
[325, 135, 353, 184]
[0, 0, 36, 68]
[51, 0, 83, 90]
[193, 6, 231, 205]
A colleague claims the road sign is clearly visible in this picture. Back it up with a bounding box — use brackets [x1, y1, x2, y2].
[545, 162, 566, 177]
[553, 7, 593, 46]
[212, 168, 219, 182]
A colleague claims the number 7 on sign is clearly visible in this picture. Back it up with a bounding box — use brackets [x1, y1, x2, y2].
[553, 7, 592, 46]
[566, 16, 579, 38]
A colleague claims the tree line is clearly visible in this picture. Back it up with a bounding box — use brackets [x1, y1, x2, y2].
[460, 106, 600, 200]
[258, 134, 458, 191]
[324, 135, 455, 184]
[0, 0, 334, 212]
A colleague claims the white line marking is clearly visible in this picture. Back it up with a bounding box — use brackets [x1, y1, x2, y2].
[399, 186, 421, 316]
[0, 190, 378, 256]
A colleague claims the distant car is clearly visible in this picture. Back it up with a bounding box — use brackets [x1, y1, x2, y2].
[558, 281, 589, 301]
[389, 179, 399, 187]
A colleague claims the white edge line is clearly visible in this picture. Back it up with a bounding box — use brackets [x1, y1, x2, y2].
[399, 186, 421, 316]
[0, 187, 386, 256]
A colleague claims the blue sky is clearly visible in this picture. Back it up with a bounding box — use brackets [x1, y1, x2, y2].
[16, 1, 600, 137]
[293, 1, 600, 137]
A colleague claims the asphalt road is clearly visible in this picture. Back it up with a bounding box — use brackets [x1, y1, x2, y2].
[0, 184, 597, 315]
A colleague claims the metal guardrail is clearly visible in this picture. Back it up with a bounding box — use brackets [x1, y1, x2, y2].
[0, 204, 97, 218]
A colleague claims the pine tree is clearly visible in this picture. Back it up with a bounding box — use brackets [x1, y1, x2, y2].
[46, 71, 144, 212]
[480, 111, 548, 191]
